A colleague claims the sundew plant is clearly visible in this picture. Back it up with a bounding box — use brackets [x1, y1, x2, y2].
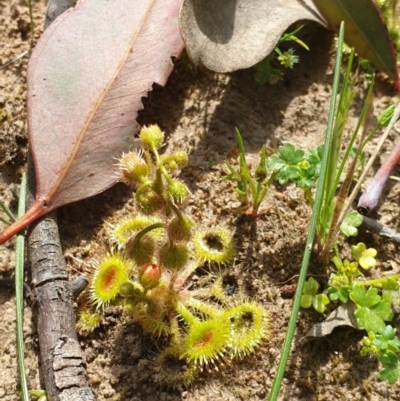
[79, 125, 269, 387]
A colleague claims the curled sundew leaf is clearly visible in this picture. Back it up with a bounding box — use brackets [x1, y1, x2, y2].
[0, 0, 184, 245]
[312, 0, 400, 90]
[179, 0, 326, 72]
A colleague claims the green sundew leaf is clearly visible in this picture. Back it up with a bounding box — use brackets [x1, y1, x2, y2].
[311, 0, 400, 90]
[313, 293, 330, 313]
[380, 350, 400, 384]
[340, 210, 363, 237]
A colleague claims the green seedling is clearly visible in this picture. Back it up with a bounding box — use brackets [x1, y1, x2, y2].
[302, 243, 400, 384]
[80, 125, 269, 386]
[223, 128, 275, 216]
[269, 25, 400, 399]
[266, 63, 397, 259]
[254, 25, 307, 84]
[267, 142, 323, 207]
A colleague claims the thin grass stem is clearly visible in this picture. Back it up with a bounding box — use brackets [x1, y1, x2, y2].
[15, 173, 29, 400]
[267, 22, 345, 401]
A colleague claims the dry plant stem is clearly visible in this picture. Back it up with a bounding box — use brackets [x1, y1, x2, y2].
[358, 137, 400, 214]
[26, 1, 94, 400]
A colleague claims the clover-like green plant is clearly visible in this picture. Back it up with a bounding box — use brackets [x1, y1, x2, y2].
[80, 125, 269, 386]
[340, 210, 363, 238]
[301, 243, 400, 384]
[300, 277, 330, 313]
[267, 88, 397, 259]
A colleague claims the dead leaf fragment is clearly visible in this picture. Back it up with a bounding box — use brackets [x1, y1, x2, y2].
[179, 0, 326, 72]
[299, 303, 360, 344]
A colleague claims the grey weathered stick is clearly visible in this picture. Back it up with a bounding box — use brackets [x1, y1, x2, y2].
[361, 215, 400, 243]
[26, 1, 95, 400]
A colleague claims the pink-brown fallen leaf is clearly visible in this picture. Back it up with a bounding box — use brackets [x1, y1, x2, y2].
[0, 0, 184, 245]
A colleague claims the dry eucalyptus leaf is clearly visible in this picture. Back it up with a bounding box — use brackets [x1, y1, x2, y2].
[179, 0, 326, 72]
[299, 303, 360, 344]
[0, 0, 184, 245]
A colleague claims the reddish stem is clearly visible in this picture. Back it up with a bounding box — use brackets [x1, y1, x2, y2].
[358, 138, 400, 214]
[0, 200, 46, 245]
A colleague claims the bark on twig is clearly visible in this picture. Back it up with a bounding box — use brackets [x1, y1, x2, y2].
[26, 1, 95, 400]
[28, 207, 95, 401]
[361, 215, 400, 243]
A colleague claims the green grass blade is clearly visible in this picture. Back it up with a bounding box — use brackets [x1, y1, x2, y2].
[15, 173, 29, 400]
[267, 22, 345, 401]
[326, 48, 355, 203]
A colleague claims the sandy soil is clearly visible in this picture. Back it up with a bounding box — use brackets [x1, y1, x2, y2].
[1, 1, 400, 400]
